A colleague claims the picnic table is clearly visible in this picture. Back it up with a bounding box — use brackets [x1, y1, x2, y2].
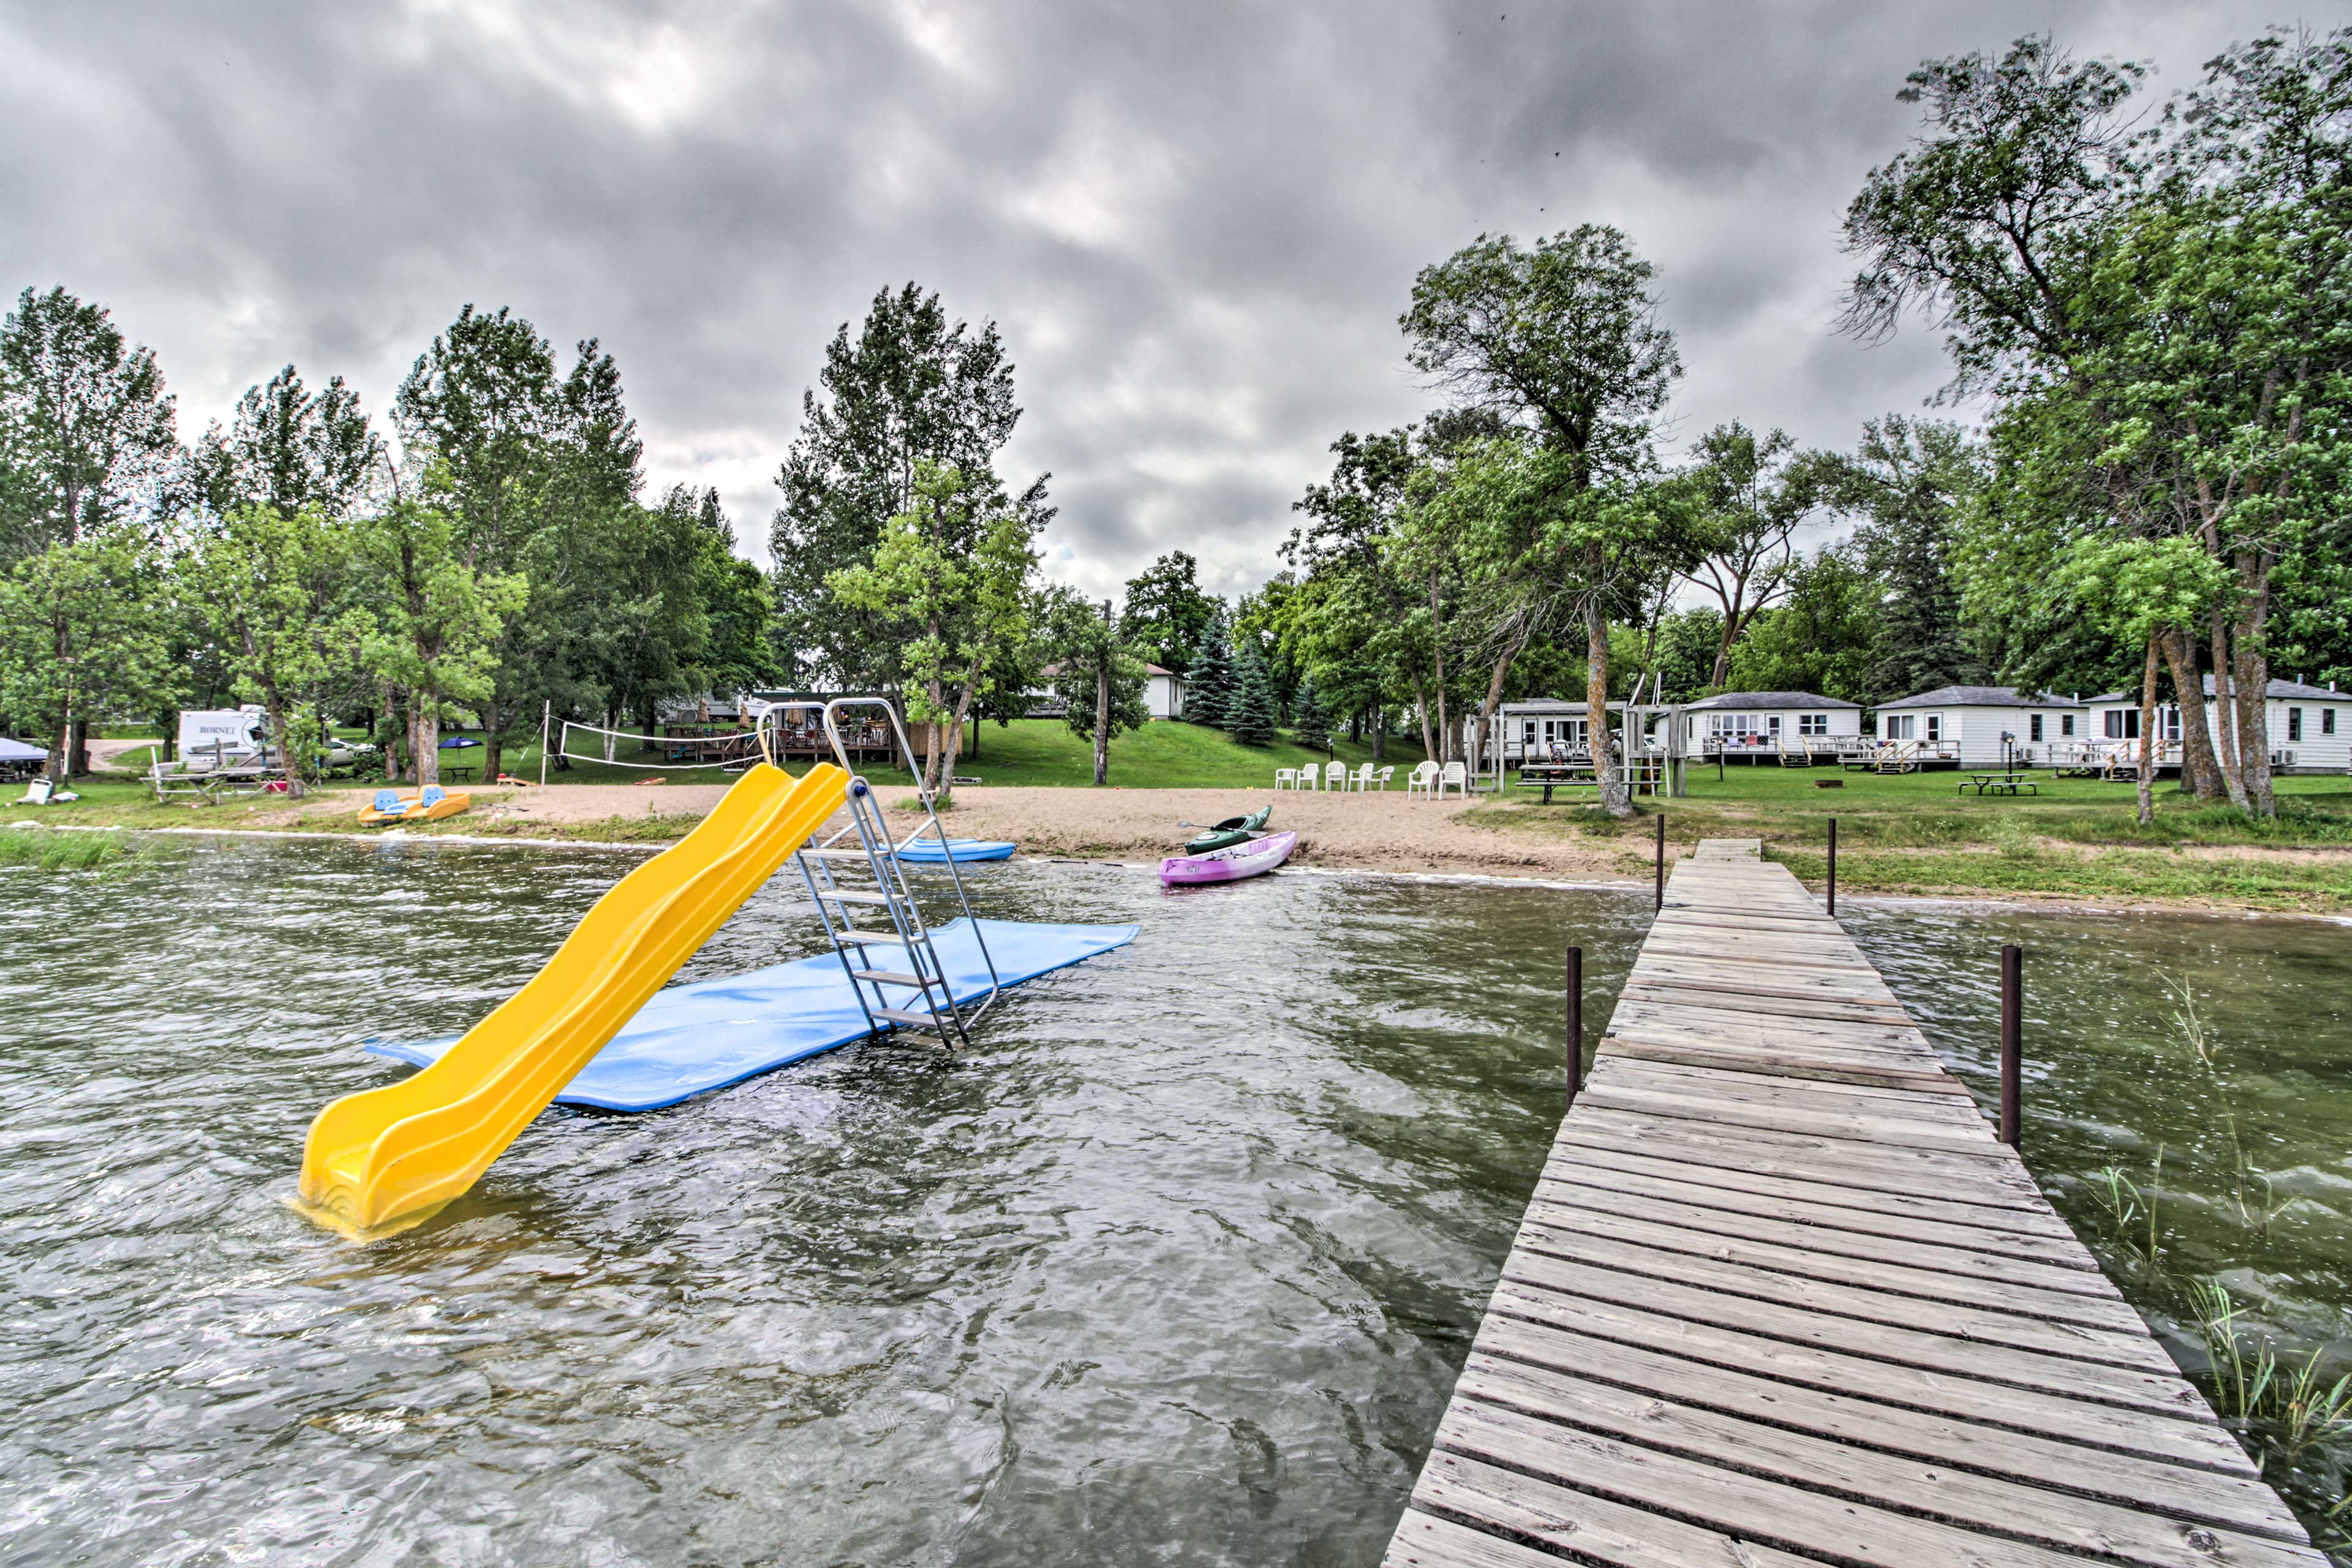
[1517, 763, 1596, 804]
[1958, 770, 2038, 796]
[442, 764, 477, 783]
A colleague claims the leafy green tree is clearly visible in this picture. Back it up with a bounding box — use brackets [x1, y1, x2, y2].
[1042, 585, 1147, 785]
[1288, 426, 1444, 755]
[1401, 225, 1684, 814]
[683, 488, 781, 705]
[353, 492, 524, 788]
[178, 504, 371, 794]
[771, 284, 1039, 688]
[1290, 674, 1332, 749]
[1185, 605, 1239, 729]
[192, 364, 380, 519]
[0, 286, 179, 560]
[1844, 31, 2352, 818]
[1725, 548, 1879, 704]
[1121, 550, 1218, 676]
[1683, 422, 1825, 687]
[0, 532, 175, 777]
[1822, 416, 1986, 702]
[393, 305, 563, 770]
[1227, 642, 1280, 747]
[827, 459, 1038, 799]
[2057, 535, 2233, 823]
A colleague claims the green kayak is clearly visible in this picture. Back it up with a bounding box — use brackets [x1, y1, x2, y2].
[1184, 805, 1272, 854]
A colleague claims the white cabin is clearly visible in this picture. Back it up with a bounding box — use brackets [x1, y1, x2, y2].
[2084, 676, 2351, 775]
[1871, 686, 2086, 769]
[1030, 663, 1186, 719]
[1669, 692, 1865, 762]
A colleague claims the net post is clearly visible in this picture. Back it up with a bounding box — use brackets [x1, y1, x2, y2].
[539, 699, 550, 787]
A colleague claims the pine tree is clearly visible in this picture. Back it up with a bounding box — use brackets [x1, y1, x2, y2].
[1186, 605, 1238, 728]
[1291, 674, 1331, 749]
[1229, 644, 1280, 747]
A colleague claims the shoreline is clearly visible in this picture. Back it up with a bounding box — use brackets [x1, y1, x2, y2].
[10, 816, 2348, 924]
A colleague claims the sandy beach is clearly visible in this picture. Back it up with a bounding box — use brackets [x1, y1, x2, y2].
[275, 780, 1644, 883]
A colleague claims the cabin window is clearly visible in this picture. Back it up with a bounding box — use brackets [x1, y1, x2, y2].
[2029, 714, 2044, 742]
[2326, 709, 2338, 736]
[1924, 714, 1942, 742]
[1798, 712, 1828, 736]
[2165, 708, 2182, 741]
[2105, 709, 2139, 740]
[1521, 720, 1537, 748]
[2288, 707, 2303, 742]
[2061, 714, 2076, 737]
[1884, 714, 1914, 740]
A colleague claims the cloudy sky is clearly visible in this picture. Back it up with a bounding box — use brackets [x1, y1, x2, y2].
[0, 1, 2292, 599]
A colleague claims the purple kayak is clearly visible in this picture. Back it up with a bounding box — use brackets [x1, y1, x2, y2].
[1158, 830, 1297, 887]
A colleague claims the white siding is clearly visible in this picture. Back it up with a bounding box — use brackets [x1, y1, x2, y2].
[2082, 696, 2352, 773]
[1145, 673, 1184, 720]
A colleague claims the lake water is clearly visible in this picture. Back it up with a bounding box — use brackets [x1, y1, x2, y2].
[2, 842, 2346, 1564]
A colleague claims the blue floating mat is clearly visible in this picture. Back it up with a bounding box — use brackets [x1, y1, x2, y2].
[895, 838, 1017, 863]
[367, 917, 1137, 1112]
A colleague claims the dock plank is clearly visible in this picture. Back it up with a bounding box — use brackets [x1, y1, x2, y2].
[1382, 842, 2315, 1567]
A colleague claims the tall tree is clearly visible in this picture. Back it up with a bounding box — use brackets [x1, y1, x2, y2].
[1185, 605, 1239, 729]
[0, 286, 179, 560]
[1227, 642, 1280, 747]
[192, 364, 380, 519]
[1289, 426, 1444, 754]
[771, 284, 1037, 688]
[354, 492, 524, 788]
[393, 305, 563, 775]
[1290, 674, 1332, 750]
[826, 459, 1039, 799]
[1822, 416, 1986, 702]
[1724, 548, 1879, 704]
[1843, 31, 2352, 816]
[178, 504, 371, 796]
[1121, 551, 1218, 676]
[1043, 586, 1147, 785]
[1401, 226, 1683, 814]
[0, 532, 175, 778]
[1683, 422, 1823, 688]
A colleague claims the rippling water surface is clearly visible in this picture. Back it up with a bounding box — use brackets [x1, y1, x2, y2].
[0, 843, 1646, 1566]
[6, 844, 2350, 1564]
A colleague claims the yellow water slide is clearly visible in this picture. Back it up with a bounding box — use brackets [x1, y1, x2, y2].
[295, 761, 850, 1236]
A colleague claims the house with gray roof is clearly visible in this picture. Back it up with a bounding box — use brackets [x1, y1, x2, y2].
[1872, 685, 2087, 769]
[1662, 691, 1866, 764]
[2084, 676, 2350, 774]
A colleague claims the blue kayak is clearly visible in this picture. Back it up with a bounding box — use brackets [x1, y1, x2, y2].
[895, 838, 1017, 863]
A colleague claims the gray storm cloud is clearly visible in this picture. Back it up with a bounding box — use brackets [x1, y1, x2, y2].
[0, 0, 2283, 598]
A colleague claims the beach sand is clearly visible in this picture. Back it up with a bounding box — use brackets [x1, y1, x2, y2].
[284, 780, 1643, 883]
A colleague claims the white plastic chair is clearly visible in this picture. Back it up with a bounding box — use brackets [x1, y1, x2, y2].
[1349, 763, 1374, 791]
[1324, 761, 1347, 791]
[1372, 765, 1395, 792]
[1274, 768, 1297, 790]
[1406, 761, 1436, 799]
[1439, 760, 1467, 797]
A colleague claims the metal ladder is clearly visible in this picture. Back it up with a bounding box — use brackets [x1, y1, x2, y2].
[758, 698, 1002, 1049]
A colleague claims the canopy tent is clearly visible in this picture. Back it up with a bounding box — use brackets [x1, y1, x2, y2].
[0, 737, 47, 762]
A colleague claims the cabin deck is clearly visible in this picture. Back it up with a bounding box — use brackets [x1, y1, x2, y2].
[1382, 839, 2321, 1568]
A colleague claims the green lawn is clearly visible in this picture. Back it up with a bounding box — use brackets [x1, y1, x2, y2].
[1463, 761, 2352, 911]
[946, 718, 1424, 788]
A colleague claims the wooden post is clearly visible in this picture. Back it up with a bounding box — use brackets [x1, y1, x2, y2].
[1826, 816, 1837, 917]
[1566, 944, 1583, 1109]
[2000, 944, 2022, 1148]
[1654, 813, 1665, 909]
[538, 699, 551, 787]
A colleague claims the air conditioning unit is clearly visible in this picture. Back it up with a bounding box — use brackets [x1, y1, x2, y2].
[2272, 749, 2296, 767]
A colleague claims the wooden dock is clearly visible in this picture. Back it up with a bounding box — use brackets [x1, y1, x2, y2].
[1384, 839, 2322, 1568]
